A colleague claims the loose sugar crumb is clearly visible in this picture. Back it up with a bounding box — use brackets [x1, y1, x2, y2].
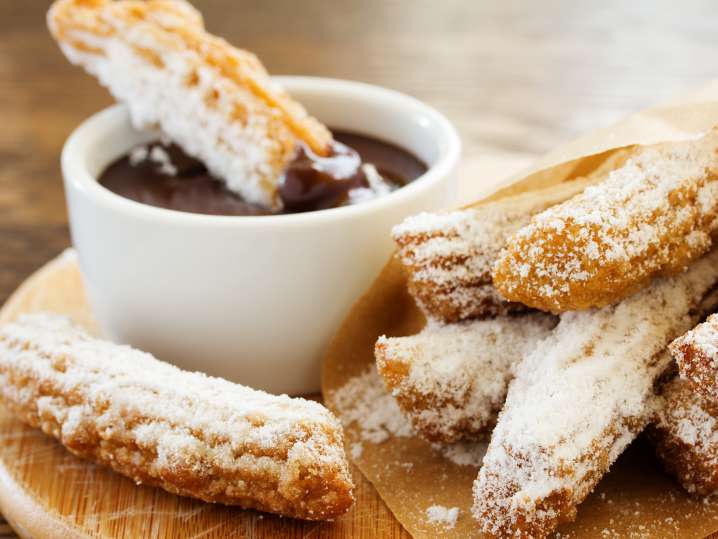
[331, 367, 413, 443]
[425, 505, 459, 528]
[331, 366, 486, 467]
[431, 440, 487, 468]
[350, 442, 363, 460]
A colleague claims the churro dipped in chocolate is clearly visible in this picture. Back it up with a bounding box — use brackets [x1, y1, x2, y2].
[670, 312, 718, 401]
[473, 248, 718, 539]
[493, 130, 718, 313]
[650, 378, 718, 496]
[0, 314, 354, 520]
[48, 0, 333, 209]
[374, 313, 555, 443]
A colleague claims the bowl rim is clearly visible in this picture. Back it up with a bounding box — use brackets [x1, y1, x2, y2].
[61, 76, 461, 228]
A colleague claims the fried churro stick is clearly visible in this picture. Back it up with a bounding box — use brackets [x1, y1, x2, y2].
[392, 149, 633, 323]
[374, 313, 555, 443]
[649, 377, 718, 496]
[494, 130, 718, 314]
[48, 0, 332, 209]
[670, 312, 718, 401]
[473, 248, 718, 539]
[392, 182, 586, 323]
[0, 314, 353, 520]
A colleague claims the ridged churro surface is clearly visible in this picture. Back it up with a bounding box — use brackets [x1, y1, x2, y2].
[473, 248, 718, 539]
[670, 312, 718, 401]
[393, 149, 632, 323]
[392, 180, 592, 322]
[0, 313, 354, 520]
[374, 313, 555, 443]
[48, 0, 332, 209]
[494, 131, 718, 313]
[650, 378, 718, 496]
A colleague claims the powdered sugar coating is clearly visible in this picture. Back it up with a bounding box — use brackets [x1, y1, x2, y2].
[329, 366, 488, 467]
[425, 505, 459, 528]
[494, 131, 718, 313]
[375, 313, 556, 443]
[393, 179, 593, 323]
[330, 367, 413, 445]
[48, 0, 332, 209]
[473, 248, 718, 538]
[650, 378, 718, 496]
[0, 313, 353, 519]
[670, 313, 718, 401]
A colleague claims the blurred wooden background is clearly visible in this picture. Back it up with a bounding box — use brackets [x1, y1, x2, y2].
[1, 1, 718, 537]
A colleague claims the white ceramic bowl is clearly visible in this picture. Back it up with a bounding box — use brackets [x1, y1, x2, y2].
[62, 76, 460, 395]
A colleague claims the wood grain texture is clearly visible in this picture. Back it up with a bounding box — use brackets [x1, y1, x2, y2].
[2, 0, 718, 537]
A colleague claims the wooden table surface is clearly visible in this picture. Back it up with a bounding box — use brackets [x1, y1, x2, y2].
[2, 1, 718, 537]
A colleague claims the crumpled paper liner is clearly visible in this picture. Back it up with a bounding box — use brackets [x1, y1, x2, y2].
[322, 93, 718, 538]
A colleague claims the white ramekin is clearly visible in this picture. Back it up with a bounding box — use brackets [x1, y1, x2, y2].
[61, 76, 460, 395]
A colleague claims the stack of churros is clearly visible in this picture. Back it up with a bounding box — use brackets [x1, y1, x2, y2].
[375, 128, 718, 537]
[392, 148, 633, 323]
[392, 181, 585, 322]
[474, 253, 718, 537]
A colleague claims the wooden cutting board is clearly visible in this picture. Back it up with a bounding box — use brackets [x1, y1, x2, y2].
[0, 250, 410, 539]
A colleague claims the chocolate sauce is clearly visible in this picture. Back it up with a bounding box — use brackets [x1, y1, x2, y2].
[99, 131, 427, 216]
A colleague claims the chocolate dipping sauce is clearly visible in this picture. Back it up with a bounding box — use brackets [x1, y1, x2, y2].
[99, 131, 427, 216]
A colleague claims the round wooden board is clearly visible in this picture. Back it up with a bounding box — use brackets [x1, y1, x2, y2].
[0, 250, 410, 539]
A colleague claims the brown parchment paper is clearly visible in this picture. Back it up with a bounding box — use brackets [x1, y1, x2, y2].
[322, 93, 718, 538]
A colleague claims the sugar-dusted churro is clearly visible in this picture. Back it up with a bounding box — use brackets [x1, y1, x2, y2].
[374, 313, 555, 443]
[392, 148, 633, 323]
[48, 0, 332, 209]
[493, 131, 718, 313]
[391, 181, 588, 322]
[472, 248, 718, 539]
[670, 312, 718, 401]
[0, 313, 353, 520]
[649, 377, 718, 496]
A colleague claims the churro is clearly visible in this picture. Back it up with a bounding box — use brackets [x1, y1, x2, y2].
[670, 312, 718, 401]
[472, 248, 718, 538]
[48, 0, 332, 209]
[374, 313, 555, 443]
[493, 131, 718, 313]
[650, 377, 718, 496]
[0, 313, 354, 520]
[392, 180, 592, 322]
[393, 148, 633, 323]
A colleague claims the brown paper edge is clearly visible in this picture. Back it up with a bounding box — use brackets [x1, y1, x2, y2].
[322, 97, 718, 538]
